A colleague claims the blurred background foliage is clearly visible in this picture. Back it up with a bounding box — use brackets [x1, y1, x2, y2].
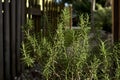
[94, 4, 112, 33]
[60, 0, 112, 33]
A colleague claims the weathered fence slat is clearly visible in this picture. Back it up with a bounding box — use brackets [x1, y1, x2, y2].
[3, 0, 11, 79]
[10, 0, 16, 79]
[21, 0, 26, 73]
[43, 0, 45, 12]
[21, 0, 26, 26]
[112, 0, 120, 42]
[112, 0, 119, 42]
[0, 1, 4, 80]
[16, 0, 22, 75]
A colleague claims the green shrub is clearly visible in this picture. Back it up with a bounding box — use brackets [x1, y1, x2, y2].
[21, 8, 120, 80]
[64, 29, 74, 47]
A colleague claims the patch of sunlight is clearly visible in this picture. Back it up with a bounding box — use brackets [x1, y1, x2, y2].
[2, 10, 4, 13]
[2, 0, 10, 3]
[8, 0, 10, 3]
[26, 0, 29, 8]
[2, 0, 4, 2]
[39, 0, 43, 10]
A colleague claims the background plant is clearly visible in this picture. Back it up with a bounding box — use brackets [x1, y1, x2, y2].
[94, 4, 112, 33]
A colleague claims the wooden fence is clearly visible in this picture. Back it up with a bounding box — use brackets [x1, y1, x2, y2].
[0, 0, 63, 80]
[26, 0, 64, 35]
[0, 0, 25, 80]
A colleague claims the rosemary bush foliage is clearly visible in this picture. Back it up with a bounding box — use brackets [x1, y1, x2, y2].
[21, 8, 120, 80]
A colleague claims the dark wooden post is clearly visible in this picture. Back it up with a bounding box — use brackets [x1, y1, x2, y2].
[91, 0, 96, 31]
[0, 1, 4, 80]
[43, 0, 46, 36]
[69, 4, 72, 29]
[32, 1, 41, 33]
[43, 0, 45, 12]
[16, 0, 22, 76]
[21, 0, 26, 74]
[112, 0, 120, 42]
[10, 0, 17, 79]
[4, 0, 11, 79]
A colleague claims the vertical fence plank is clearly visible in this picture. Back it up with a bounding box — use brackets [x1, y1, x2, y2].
[112, 0, 119, 42]
[69, 5, 72, 29]
[0, 1, 4, 80]
[48, 2, 51, 22]
[10, 0, 16, 79]
[16, 0, 21, 76]
[55, 2, 57, 27]
[51, 2, 53, 27]
[21, 0, 26, 73]
[43, 0, 45, 12]
[21, 0, 26, 27]
[3, 0, 11, 79]
[46, 1, 48, 13]
[43, 0, 45, 36]
[119, 0, 120, 41]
